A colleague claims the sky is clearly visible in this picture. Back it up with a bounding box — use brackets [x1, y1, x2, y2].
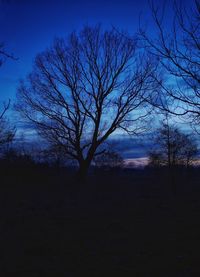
[0, 0, 194, 160]
[0, 0, 171, 103]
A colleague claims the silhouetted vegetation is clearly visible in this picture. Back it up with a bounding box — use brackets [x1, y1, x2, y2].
[148, 120, 198, 168]
[0, 100, 15, 149]
[16, 25, 157, 180]
[0, 44, 16, 149]
[94, 150, 124, 173]
[140, 0, 200, 124]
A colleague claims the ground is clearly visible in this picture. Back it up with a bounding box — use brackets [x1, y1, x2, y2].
[0, 167, 200, 276]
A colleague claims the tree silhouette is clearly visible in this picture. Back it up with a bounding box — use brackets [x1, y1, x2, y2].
[148, 120, 198, 168]
[94, 150, 124, 171]
[41, 143, 68, 168]
[0, 100, 15, 148]
[139, 0, 200, 122]
[16, 25, 156, 180]
[0, 43, 16, 150]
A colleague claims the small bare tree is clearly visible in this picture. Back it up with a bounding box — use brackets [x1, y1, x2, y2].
[94, 150, 124, 171]
[16, 26, 156, 180]
[148, 120, 198, 168]
[0, 100, 15, 149]
[0, 43, 16, 150]
[42, 143, 68, 167]
[139, 0, 200, 121]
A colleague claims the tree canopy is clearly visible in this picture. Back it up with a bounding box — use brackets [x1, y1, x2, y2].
[16, 25, 156, 179]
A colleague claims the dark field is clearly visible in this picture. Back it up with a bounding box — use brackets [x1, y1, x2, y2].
[1, 166, 200, 276]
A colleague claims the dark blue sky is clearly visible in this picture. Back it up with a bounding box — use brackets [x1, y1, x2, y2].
[0, 0, 191, 102]
[0, 0, 149, 102]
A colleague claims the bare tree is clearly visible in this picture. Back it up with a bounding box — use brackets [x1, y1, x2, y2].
[0, 42, 16, 150]
[16, 26, 156, 180]
[94, 150, 124, 171]
[139, 0, 200, 122]
[0, 100, 15, 148]
[148, 120, 198, 168]
[42, 143, 68, 167]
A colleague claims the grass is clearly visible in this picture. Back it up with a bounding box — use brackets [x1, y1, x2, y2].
[0, 166, 200, 276]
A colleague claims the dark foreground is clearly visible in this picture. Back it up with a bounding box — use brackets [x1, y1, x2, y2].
[1, 166, 200, 276]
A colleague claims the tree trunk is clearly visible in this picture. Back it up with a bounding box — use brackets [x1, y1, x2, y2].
[77, 160, 90, 183]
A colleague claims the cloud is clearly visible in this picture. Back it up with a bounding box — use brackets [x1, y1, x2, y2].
[124, 157, 149, 168]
